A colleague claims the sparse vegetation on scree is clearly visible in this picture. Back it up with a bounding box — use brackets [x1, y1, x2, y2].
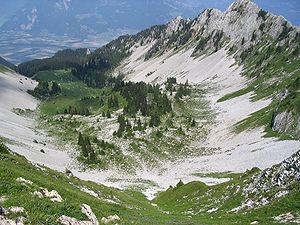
[32, 70, 211, 172]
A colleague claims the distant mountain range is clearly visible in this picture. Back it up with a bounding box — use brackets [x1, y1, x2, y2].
[0, 0, 215, 64]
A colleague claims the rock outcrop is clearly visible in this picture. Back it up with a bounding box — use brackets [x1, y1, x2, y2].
[232, 150, 300, 211]
[58, 204, 99, 225]
[0, 207, 26, 225]
[100, 215, 120, 225]
[272, 111, 300, 139]
[33, 188, 64, 203]
[16, 177, 33, 186]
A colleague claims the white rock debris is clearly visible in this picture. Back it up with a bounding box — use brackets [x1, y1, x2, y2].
[41, 188, 63, 203]
[231, 150, 300, 211]
[58, 216, 83, 225]
[16, 177, 33, 186]
[8, 207, 25, 214]
[0, 207, 26, 225]
[81, 204, 98, 225]
[58, 204, 99, 225]
[100, 215, 120, 225]
[32, 191, 43, 199]
[0, 216, 24, 225]
[206, 208, 218, 213]
[246, 150, 300, 193]
[0, 196, 7, 203]
[79, 186, 99, 198]
[274, 212, 300, 224]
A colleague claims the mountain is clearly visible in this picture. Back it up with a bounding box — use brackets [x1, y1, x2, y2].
[17, 48, 89, 77]
[1, 0, 300, 223]
[79, 0, 300, 138]
[14, 0, 300, 184]
[0, 56, 16, 70]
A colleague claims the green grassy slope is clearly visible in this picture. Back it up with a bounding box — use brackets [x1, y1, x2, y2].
[1, 143, 299, 224]
[33, 70, 125, 116]
[0, 143, 197, 224]
[217, 38, 300, 140]
[154, 169, 300, 225]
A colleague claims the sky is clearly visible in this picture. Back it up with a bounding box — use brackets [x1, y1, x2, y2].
[0, 0, 299, 26]
[254, 0, 300, 25]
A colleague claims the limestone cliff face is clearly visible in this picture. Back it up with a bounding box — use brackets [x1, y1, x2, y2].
[272, 111, 300, 139]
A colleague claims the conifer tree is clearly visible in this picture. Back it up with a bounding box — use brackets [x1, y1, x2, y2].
[78, 132, 84, 146]
[106, 110, 111, 118]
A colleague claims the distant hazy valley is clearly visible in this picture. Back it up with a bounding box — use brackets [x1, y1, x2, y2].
[0, 0, 210, 63]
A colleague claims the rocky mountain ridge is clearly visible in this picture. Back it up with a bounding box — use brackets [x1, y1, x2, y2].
[0, 0, 218, 64]
[146, 0, 298, 59]
[79, 0, 298, 71]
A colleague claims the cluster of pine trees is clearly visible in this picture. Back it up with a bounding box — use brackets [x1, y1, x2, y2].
[116, 81, 172, 119]
[114, 115, 145, 138]
[165, 78, 191, 99]
[63, 106, 90, 116]
[28, 81, 61, 99]
[18, 49, 88, 77]
[72, 36, 132, 88]
[78, 132, 96, 163]
[165, 77, 177, 92]
[175, 81, 191, 99]
[78, 132, 115, 164]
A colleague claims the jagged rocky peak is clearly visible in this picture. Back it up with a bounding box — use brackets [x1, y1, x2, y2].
[222, 0, 261, 43]
[192, 8, 223, 30]
[137, 0, 298, 61]
[191, 0, 262, 42]
[191, 0, 296, 45]
[225, 0, 299, 42]
[166, 16, 185, 34]
[227, 0, 259, 13]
